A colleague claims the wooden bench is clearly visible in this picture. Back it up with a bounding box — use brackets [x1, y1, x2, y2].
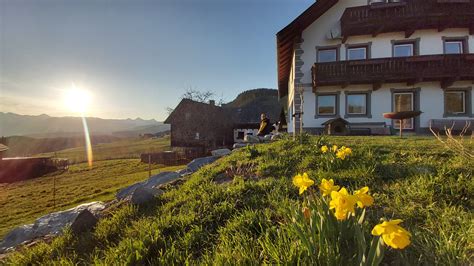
[349, 122, 390, 136]
[429, 119, 473, 132]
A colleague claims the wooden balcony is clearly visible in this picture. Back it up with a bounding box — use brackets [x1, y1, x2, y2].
[311, 54, 474, 90]
[340, 0, 474, 41]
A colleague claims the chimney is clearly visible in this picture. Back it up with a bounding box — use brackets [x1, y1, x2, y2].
[209, 100, 215, 106]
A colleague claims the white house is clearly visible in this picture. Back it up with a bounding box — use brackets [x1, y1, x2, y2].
[277, 0, 474, 135]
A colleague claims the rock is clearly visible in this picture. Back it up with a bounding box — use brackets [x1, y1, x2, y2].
[70, 209, 98, 234]
[129, 186, 163, 205]
[116, 172, 180, 201]
[0, 202, 105, 253]
[144, 172, 180, 188]
[0, 225, 34, 253]
[211, 148, 231, 157]
[176, 168, 188, 176]
[233, 143, 250, 149]
[271, 134, 282, 141]
[263, 134, 273, 142]
[185, 156, 219, 174]
[116, 182, 145, 200]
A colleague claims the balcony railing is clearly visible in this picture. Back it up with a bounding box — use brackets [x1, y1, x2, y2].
[340, 0, 474, 40]
[311, 54, 474, 90]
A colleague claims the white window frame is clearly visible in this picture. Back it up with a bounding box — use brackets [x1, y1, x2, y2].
[393, 92, 414, 130]
[317, 95, 337, 115]
[393, 43, 414, 57]
[317, 48, 338, 63]
[347, 47, 367, 60]
[347, 94, 367, 115]
[445, 91, 466, 114]
[444, 41, 464, 54]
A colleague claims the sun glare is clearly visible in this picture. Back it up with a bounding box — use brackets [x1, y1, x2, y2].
[63, 84, 92, 114]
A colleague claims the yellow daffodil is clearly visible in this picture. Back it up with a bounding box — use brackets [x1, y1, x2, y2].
[336, 150, 347, 160]
[321, 145, 329, 153]
[372, 219, 411, 249]
[344, 147, 352, 156]
[332, 145, 338, 152]
[319, 178, 340, 196]
[354, 186, 374, 208]
[335, 147, 352, 160]
[292, 173, 314, 195]
[329, 187, 357, 220]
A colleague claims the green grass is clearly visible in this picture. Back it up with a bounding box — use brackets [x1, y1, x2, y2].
[38, 136, 171, 164]
[6, 135, 474, 265]
[0, 159, 183, 238]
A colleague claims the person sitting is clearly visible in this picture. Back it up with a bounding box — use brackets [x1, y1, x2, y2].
[244, 113, 274, 143]
[257, 113, 273, 136]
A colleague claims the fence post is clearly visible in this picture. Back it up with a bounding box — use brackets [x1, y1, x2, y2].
[148, 154, 151, 178]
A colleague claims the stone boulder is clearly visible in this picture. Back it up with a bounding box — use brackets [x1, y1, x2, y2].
[116, 172, 180, 201]
[211, 148, 231, 157]
[144, 172, 180, 188]
[184, 156, 219, 174]
[0, 202, 105, 253]
[129, 186, 163, 205]
[232, 143, 250, 149]
[70, 209, 98, 234]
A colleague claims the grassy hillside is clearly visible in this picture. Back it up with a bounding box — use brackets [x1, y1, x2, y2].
[3, 135, 121, 158]
[0, 159, 183, 238]
[38, 136, 171, 164]
[6, 136, 474, 264]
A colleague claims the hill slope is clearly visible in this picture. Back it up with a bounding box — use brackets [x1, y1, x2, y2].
[6, 136, 473, 264]
[223, 88, 282, 123]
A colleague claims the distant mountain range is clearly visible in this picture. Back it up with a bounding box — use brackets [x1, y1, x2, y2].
[0, 112, 169, 137]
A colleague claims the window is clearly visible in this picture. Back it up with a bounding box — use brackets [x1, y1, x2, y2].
[317, 95, 337, 115]
[318, 48, 338, 63]
[393, 43, 414, 57]
[444, 39, 466, 54]
[393, 92, 414, 129]
[445, 91, 465, 114]
[347, 47, 367, 60]
[347, 94, 367, 115]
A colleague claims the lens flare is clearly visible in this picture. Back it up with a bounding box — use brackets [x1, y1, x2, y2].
[63, 83, 94, 168]
[81, 116, 93, 168]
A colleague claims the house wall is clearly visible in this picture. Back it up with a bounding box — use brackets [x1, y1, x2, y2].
[302, 81, 473, 132]
[286, 0, 474, 133]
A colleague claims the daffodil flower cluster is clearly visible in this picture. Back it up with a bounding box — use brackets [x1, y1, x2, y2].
[292, 172, 411, 250]
[320, 145, 352, 160]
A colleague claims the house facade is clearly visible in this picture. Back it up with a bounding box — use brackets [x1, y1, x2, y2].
[277, 0, 474, 134]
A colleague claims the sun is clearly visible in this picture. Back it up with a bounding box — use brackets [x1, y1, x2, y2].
[63, 84, 92, 114]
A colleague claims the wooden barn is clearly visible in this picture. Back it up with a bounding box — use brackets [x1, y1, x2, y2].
[164, 89, 285, 150]
[164, 99, 234, 150]
[0, 144, 8, 159]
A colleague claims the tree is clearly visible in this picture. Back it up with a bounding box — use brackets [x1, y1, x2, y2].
[180, 88, 215, 103]
[165, 88, 226, 115]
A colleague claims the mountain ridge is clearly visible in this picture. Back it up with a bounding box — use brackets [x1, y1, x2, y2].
[0, 112, 165, 137]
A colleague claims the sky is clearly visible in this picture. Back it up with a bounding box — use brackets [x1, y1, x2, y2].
[0, 0, 313, 121]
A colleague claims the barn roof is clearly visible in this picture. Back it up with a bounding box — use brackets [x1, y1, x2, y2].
[164, 99, 225, 124]
[277, 0, 339, 98]
[0, 144, 8, 152]
[164, 97, 282, 126]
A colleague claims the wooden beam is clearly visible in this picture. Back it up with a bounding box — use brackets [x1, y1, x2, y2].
[372, 25, 385, 37]
[441, 78, 456, 89]
[405, 28, 415, 38]
[372, 82, 382, 91]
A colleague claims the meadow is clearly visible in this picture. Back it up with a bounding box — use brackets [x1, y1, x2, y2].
[5, 135, 474, 264]
[38, 136, 171, 164]
[0, 159, 183, 238]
